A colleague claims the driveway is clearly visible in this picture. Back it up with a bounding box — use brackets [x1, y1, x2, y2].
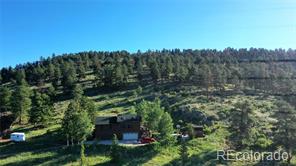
[85, 140, 147, 146]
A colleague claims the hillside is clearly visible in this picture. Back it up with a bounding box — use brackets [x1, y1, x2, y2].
[1, 49, 296, 165]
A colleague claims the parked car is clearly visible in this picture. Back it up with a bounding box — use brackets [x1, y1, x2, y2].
[140, 137, 156, 144]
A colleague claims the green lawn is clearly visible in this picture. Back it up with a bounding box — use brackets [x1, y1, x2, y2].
[0, 123, 228, 166]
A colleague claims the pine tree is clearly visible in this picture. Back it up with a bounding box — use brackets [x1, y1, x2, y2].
[102, 65, 114, 87]
[93, 61, 103, 87]
[122, 64, 129, 85]
[73, 109, 94, 142]
[133, 86, 142, 97]
[0, 86, 12, 132]
[231, 69, 242, 92]
[158, 112, 174, 145]
[0, 86, 12, 113]
[34, 65, 45, 85]
[145, 100, 164, 132]
[30, 91, 43, 125]
[199, 64, 212, 99]
[135, 57, 143, 73]
[72, 84, 83, 99]
[114, 64, 124, 87]
[0, 73, 2, 84]
[151, 64, 161, 82]
[15, 69, 26, 85]
[273, 100, 296, 164]
[11, 81, 31, 124]
[29, 91, 54, 127]
[213, 65, 227, 92]
[61, 62, 77, 94]
[47, 62, 55, 81]
[135, 100, 150, 125]
[62, 97, 94, 145]
[165, 57, 173, 79]
[135, 57, 144, 82]
[53, 65, 61, 88]
[176, 66, 189, 82]
[123, 55, 133, 73]
[80, 96, 96, 123]
[62, 101, 77, 146]
[230, 99, 256, 149]
[72, 84, 95, 122]
[77, 63, 86, 80]
[47, 84, 57, 101]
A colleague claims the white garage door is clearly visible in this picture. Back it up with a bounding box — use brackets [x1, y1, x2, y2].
[123, 132, 138, 140]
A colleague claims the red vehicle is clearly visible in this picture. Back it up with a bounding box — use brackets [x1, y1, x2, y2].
[140, 137, 156, 144]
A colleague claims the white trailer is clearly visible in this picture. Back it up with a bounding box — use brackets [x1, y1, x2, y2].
[10, 132, 25, 142]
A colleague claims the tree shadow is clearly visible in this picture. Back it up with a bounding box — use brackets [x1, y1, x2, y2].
[2, 141, 160, 166]
[253, 160, 282, 166]
[164, 150, 225, 166]
[0, 128, 64, 158]
[95, 144, 160, 166]
[2, 146, 81, 166]
[84, 82, 139, 98]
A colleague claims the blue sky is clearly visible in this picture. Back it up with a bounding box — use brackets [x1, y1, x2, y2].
[0, 0, 296, 68]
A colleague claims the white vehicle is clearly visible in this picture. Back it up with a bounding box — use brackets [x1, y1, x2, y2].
[10, 132, 25, 142]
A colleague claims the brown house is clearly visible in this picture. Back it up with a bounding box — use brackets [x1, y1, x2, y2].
[94, 114, 141, 140]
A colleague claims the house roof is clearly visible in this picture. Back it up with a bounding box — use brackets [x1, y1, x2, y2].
[11, 132, 25, 135]
[117, 114, 139, 122]
[95, 114, 140, 125]
[192, 124, 203, 128]
[95, 116, 114, 125]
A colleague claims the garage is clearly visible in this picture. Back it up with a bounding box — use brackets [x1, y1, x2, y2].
[122, 132, 138, 140]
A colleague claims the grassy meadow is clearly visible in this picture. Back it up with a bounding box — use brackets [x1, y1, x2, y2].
[2, 77, 294, 166]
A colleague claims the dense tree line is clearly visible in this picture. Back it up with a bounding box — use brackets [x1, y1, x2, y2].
[1, 48, 296, 136]
[1, 48, 296, 96]
[1, 48, 296, 164]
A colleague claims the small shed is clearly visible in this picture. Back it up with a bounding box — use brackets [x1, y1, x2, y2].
[10, 132, 25, 142]
[192, 125, 204, 137]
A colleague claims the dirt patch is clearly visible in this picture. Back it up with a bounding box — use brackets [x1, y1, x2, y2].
[0, 138, 11, 143]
